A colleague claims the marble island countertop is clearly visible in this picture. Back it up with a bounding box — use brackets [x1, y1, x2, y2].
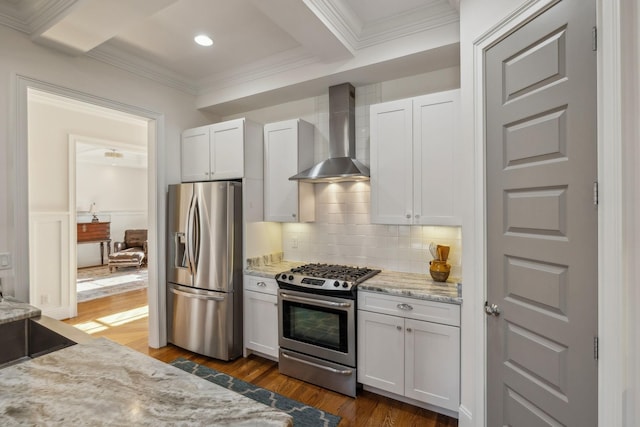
[0, 337, 293, 426]
[245, 260, 462, 305]
[0, 296, 41, 325]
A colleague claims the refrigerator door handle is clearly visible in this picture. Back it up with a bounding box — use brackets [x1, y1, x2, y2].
[227, 183, 234, 290]
[186, 191, 197, 275]
[169, 287, 225, 302]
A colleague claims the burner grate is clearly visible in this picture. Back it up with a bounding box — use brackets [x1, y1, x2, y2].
[290, 263, 380, 284]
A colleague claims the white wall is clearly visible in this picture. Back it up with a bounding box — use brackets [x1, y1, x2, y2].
[225, 67, 463, 275]
[0, 24, 216, 299]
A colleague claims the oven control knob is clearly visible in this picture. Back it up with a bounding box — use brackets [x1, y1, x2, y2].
[342, 282, 349, 288]
[334, 281, 340, 287]
[288, 275, 294, 281]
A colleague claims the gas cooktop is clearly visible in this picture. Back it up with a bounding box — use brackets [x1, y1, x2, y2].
[275, 263, 381, 293]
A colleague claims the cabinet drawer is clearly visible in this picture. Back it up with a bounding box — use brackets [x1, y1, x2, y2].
[358, 291, 459, 327]
[244, 275, 278, 295]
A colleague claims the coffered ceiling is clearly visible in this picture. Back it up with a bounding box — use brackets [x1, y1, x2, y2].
[0, 0, 460, 115]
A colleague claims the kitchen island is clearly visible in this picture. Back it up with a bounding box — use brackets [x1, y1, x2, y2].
[0, 298, 292, 426]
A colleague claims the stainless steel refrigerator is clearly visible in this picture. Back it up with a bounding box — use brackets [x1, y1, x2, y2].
[166, 181, 243, 360]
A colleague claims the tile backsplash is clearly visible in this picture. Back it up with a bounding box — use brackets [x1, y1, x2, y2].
[282, 182, 462, 277]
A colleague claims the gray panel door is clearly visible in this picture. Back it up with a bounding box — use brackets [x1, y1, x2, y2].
[485, 1, 597, 425]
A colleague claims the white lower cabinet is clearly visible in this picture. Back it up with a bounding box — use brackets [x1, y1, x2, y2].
[357, 291, 460, 414]
[243, 275, 279, 360]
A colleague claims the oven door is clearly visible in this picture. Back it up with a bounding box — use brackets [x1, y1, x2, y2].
[278, 288, 355, 367]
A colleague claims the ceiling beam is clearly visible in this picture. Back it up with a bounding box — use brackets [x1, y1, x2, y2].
[31, 0, 177, 55]
[251, 0, 355, 62]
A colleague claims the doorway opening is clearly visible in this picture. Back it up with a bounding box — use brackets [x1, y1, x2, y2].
[15, 75, 165, 348]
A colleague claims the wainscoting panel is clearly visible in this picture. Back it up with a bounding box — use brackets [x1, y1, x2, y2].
[29, 212, 73, 319]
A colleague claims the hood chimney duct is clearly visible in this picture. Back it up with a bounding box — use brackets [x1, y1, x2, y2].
[289, 83, 370, 183]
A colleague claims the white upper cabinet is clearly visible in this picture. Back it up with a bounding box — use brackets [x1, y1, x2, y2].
[181, 118, 246, 182]
[181, 125, 211, 182]
[370, 98, 413, 224]
[264, 119, 315, 222]
[370, 89, 461, 225]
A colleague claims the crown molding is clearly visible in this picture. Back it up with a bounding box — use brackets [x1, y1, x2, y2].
[307, 0, 459, 51]
[196, 46, 319, 93]
[0, 0, 76, 34]
[357, 2, 459, 48]
[86, 43, 198, 95]
[303, 0, 361, 53]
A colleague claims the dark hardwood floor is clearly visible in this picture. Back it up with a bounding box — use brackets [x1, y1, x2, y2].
[63, 289, 458, 427]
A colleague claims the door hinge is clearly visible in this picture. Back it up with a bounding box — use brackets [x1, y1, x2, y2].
[594, 336, 599, 360]
[592, 26, 598, 51]
[593, 181, 599, 205]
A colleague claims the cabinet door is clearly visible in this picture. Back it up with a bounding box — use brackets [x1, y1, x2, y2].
[243, 290, 279, 359]
[357, 310, 405, 395]
[181, 126, 210, 182]
[264, 120, 301, 222]
[404, 318, 460, 411]
[413, 89, 461, 225]
[370, 99, 414, 224]
[210, 119, 245, 180]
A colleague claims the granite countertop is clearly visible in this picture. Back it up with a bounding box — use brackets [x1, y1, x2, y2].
[0, 337, 293, 426]
[0, 296, 41, 325]
[359, 270, 462, 305]
[245, 260, 462, 305]
[244, 260, 304, 279]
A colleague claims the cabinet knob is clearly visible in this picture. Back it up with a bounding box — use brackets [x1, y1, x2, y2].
[292, 213, 297, 218]
[257, 281, 266, 287]
[397, 303, 413, 311]
[396, 326, 402, 331]
[415, 214, 420, 219]
[405, 214, 411, 219]
[406, 328, 412, 333]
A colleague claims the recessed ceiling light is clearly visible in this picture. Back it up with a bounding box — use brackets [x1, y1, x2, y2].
[194, 34, 213, 47]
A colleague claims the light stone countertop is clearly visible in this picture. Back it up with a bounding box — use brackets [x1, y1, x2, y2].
[245, 261, 462, 305]
[244, 260, 304, 280]
[359, 270, 462, 304]
[0, 296, 41, 325]
[0, 337, 293, 426]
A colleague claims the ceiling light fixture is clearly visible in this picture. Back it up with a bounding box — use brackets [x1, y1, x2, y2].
[194, 34, 213, 47]
[104, 149, 123, 159]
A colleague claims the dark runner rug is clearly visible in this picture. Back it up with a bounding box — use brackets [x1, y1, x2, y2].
[170, 358, 341, 427]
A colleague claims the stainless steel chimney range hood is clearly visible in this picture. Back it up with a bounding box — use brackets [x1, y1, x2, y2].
[289, 83, 370, 183]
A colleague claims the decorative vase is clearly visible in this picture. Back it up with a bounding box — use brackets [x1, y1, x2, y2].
[429, 260, 451, 282]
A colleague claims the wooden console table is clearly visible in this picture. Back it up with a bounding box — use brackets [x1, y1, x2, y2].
[77, 222, 111, 265]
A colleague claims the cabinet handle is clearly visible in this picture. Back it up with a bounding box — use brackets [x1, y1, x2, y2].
[406, 327, 412, 333]
[405, 214, 411, 219]
[396, 326, 402, 331]
[397, 303, 413, 311]
[256, 281, 267, 287]
[415, 214, 420, 219]
[292, 213, 297, 218]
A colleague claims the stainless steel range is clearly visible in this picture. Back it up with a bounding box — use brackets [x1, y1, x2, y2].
[276, 263, 380, 397]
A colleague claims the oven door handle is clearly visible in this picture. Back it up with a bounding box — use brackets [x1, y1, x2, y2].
[280, 292, 352, 308]
[281, 351, 353, 376]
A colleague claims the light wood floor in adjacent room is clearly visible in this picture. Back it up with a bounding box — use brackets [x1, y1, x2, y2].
[64, 289, 458, 427]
